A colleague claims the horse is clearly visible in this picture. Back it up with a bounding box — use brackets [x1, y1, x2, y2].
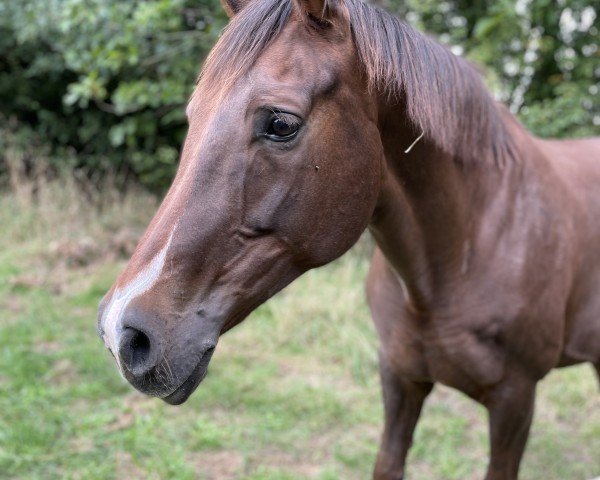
[97, 0, 600, 478]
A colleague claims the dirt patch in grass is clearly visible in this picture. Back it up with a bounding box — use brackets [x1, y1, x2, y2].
[47, 227, 141, 269]
[116, 451, 150, 479]
[257, 450, 323, 477]
[0, 297, 26, 327]
[48, 358, 79, 386]
[187, 450, 245, 480]
[6, 233, 141, 302]
[69, 437, 95, 455]
[48, 237, 102, 268]
[106, 392, 160, 433]
[9, 274, 48, 291]
[32, 341, 62, 355]
[276, 357, 359, 392]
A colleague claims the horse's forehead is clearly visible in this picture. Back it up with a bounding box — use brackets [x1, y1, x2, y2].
[253, 22, 342, 87]
[254, 43, 316, 83]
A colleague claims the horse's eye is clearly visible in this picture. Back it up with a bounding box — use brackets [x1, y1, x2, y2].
[271, 118, 296, 136]
[264, 113, 302, 141]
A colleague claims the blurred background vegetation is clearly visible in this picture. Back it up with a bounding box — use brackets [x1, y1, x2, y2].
[0, 2, 598, 478]
[0, 0, 598, 192]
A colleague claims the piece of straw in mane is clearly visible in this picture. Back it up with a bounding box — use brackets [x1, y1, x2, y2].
[197, 0, 514, 163]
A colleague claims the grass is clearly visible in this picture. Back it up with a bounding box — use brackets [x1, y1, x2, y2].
[0, 179, 598, 480]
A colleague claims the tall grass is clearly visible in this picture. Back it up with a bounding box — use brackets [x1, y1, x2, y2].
[0, 166, 156, 250]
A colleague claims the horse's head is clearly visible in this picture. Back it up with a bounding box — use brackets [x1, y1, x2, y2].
[98, 0, 383, 404]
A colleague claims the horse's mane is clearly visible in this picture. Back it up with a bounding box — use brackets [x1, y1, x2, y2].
[199, 0, 514, 163]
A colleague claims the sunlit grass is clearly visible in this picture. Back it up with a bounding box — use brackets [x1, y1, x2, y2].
[0, 180, 598, 479]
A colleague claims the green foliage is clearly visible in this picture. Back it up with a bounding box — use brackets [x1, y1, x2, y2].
[381, 0, 599, 137]
[0, 1, 597, 191]
[0, 0, 226, 190]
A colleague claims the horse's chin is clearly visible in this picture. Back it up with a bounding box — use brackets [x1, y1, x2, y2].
[162, 346, 216, 405]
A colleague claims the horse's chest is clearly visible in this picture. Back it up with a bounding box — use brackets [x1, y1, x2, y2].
[383, 315, 507, 394]
[421, 324, 506, 396]
[415, 312, 563, 395]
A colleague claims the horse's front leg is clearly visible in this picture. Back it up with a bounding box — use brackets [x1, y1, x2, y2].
[483, 370, 537, 480]
[373, 354, 433, 480]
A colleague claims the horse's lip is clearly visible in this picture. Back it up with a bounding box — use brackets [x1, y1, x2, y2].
[162, 347, 215, 405]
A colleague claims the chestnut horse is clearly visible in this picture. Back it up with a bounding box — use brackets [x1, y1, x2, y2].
[97, 0, 600, 478]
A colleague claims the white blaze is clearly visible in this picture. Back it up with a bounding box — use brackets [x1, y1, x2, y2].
[102, 230, 175, 368]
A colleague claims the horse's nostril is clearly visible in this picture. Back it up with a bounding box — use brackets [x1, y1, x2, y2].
[130, 330, 150, 364]
[119, 327, 157, 376]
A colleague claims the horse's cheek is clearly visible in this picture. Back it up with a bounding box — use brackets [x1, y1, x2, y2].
[241, 154, 300, 232]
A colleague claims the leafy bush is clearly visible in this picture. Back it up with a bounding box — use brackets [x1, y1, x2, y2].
[0, 0, 226, 191]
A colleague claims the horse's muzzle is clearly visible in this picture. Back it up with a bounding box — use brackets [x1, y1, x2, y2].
[98, 299, 220, 403]
[117, 320, 215, 405]
[116, 334, 216, 403]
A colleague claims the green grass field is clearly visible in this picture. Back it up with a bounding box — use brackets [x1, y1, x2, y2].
[0, 181, 598, 479]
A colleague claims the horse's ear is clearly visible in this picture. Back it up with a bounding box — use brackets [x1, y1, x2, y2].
[220, 0, 251, 18]
[294, 0, 338, 24]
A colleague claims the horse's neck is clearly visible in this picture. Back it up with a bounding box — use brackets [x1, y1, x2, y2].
[369, 111, 520, 311]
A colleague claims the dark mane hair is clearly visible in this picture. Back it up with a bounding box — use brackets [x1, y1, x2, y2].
[198, 0, 514, 163]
